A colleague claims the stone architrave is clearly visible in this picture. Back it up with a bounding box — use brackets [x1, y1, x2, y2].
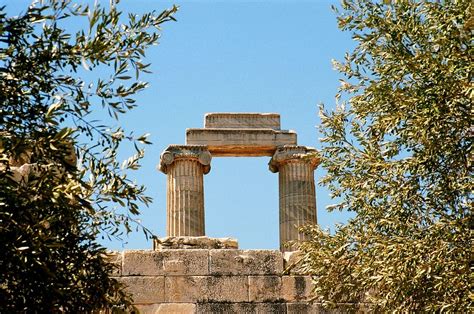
[159, 145, 212, 237]
[186, 113, 297, 157]
[269, 146, 320, 251]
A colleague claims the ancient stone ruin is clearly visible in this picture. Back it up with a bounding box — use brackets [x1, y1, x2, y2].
[113, 113, 323, 313]
[157, 113, 320, 252]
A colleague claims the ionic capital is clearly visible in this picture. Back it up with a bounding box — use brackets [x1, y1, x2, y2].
[269, 145, 320, 173]
[159, 145, 212, 174]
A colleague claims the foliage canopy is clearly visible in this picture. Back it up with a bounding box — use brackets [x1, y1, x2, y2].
[298, 0, 473, 312]
[0, 0, 176, 311]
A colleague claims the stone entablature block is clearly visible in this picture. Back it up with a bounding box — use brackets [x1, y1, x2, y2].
[185, 128, 297, 157]
[204, 112, 281, 130]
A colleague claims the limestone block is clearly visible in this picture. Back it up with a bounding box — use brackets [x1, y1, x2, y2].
[154, 236, 238, 250]
[248, 276, 282, 302]
[122, 250, 164, 276]
[160, 249, 209, 275]
[196, 302, 286, 313]
[204, 112, 281, 130]
[134, 303, 196, 314]
[281, 276, 313, 302]
[123, 249, 209, 276]
[117, 276, 164, 304]
[165, 276, 249, 302]
[283, 251, 307, 275]
[209, 249, 283, 275]
[186, 128, 297, 157]
[105, 251, 122, 276]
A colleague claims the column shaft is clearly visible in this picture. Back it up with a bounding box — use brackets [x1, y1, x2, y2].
[167, 159, 205, 236]
[269, 145, 320, 252]
[159, 145, 211, 237]
[278, 160, 317, 251]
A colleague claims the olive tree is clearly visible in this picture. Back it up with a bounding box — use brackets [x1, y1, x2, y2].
[0, 0, 177, 311]
[298, 1, 472, 312]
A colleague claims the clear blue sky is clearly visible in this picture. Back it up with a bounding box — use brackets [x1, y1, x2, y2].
[5, 0, 355, 250]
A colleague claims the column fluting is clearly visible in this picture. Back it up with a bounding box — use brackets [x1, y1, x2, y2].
[159, 145, 211, 236]
[269, 145, 320, 251]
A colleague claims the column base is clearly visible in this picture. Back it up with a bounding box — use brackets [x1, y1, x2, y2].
[153, 236, 239, 250]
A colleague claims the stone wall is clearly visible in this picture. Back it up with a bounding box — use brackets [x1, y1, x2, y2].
[111, 249, 325, 314]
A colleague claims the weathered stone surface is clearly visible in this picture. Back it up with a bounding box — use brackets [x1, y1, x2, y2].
[158, 145, 211, 175]
[158, 145, 211, 237]
[186, 128, 297, 157]
[134, 303, 196, 314]
[283, 251, 307, 275]
[248, 276, 282, 302]
[209, 250, 283, 275]
[281, 276, 313, 302]
[114, 249, 366, 312]
[117, 276, 164, 304]
[165, 276, 249, 302]
[196, 302, 286, 314]
[154, 236, 238, 250]
[123, 249, 209, 276]
[269, 145, 320, 251]
[204, 112, 281, 130]
[106, 251, 122, 276]
[123, 250, 164, 276]
[268, 145, 320, 173]
[161, 249, 209, 275]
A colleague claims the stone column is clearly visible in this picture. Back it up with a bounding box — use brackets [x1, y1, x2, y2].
[269, 145, 320, 251]
[159, 145, 211, 237]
